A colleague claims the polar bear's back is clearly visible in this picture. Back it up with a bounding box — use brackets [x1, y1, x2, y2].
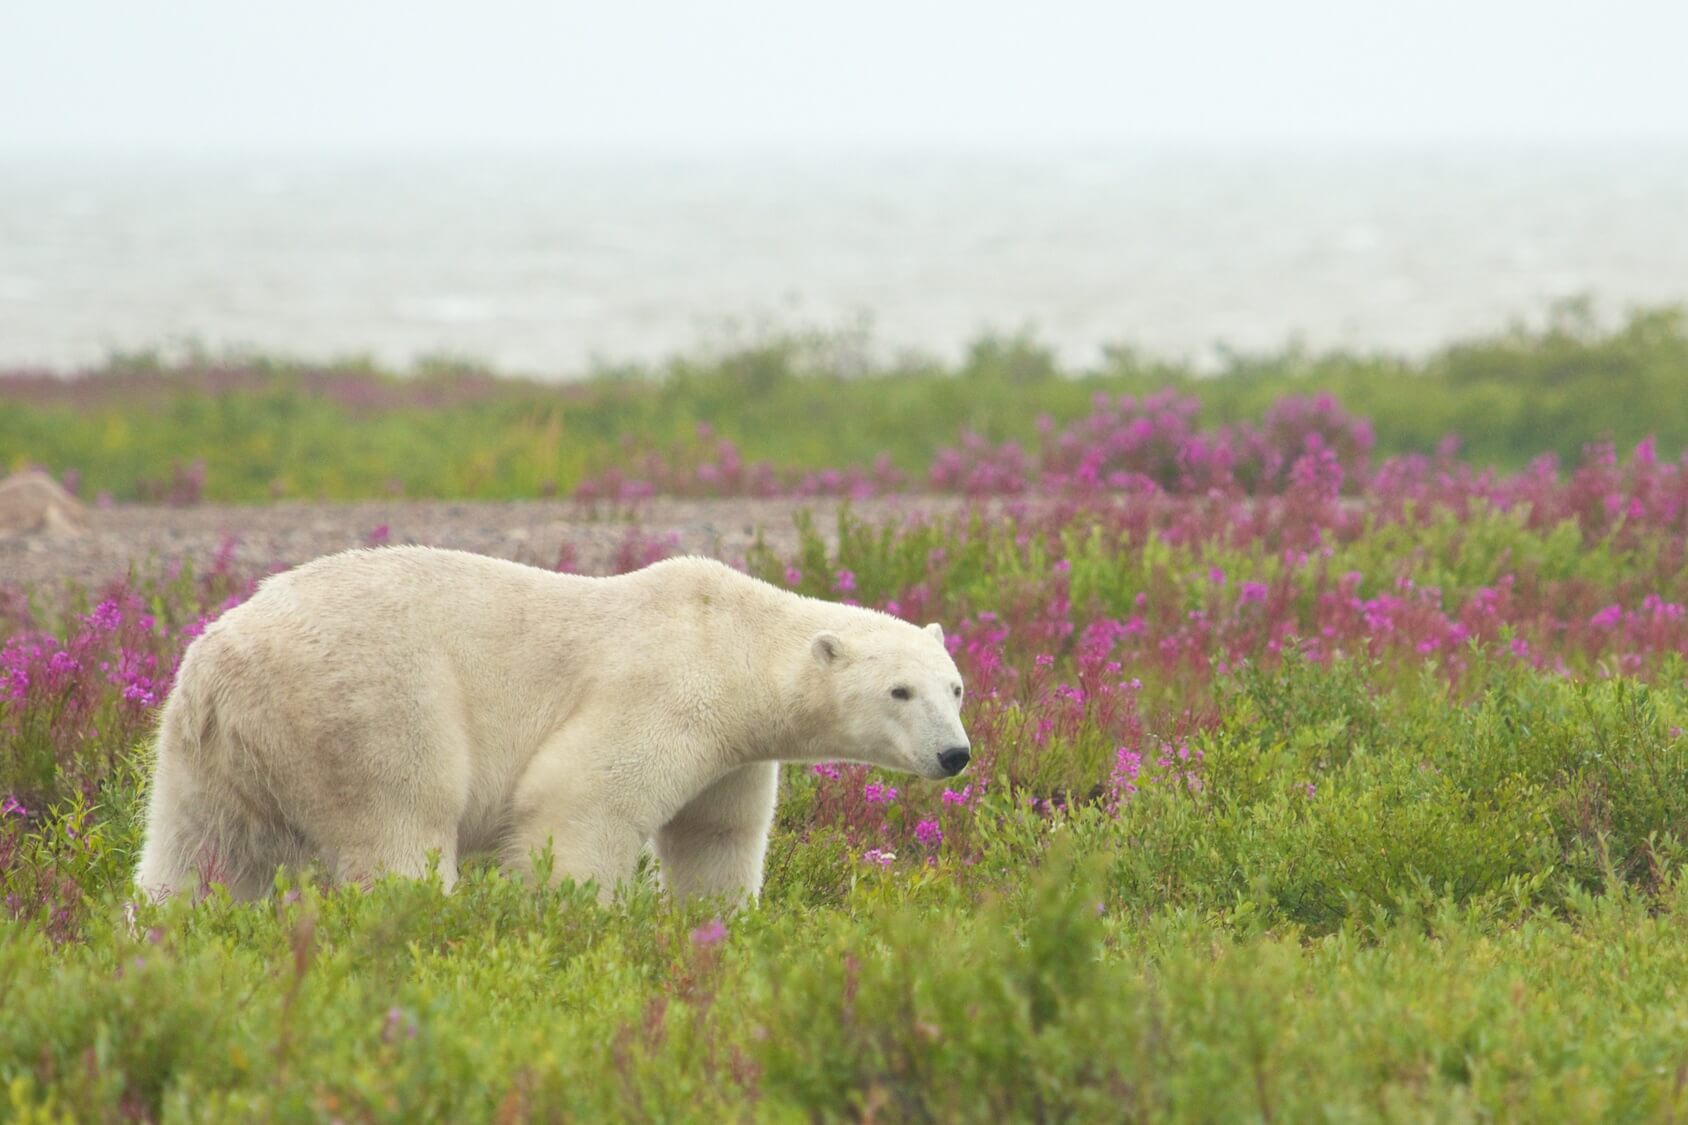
[178, 549, 781, 737]
[238, 546, 571, 635]
[229, 547, 748, 636]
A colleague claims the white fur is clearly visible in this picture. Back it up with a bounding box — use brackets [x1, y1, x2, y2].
[135, 548, 969, 905]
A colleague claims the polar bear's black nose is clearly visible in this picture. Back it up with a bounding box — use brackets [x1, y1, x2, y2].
[939, 747, 971, 776]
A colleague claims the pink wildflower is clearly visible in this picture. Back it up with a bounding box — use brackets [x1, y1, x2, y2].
[1111, 747, 1143, 797]
[381, 1006, 419, 1043]
[87, 599, 122, 632]
[1589, 604, 1623, 629]
[1289, 441, 1344, 501]
[690, 918, 728, 947]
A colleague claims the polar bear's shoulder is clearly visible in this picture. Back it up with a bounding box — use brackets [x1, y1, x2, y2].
[630, 556, 919, 639]
[632, 554, 752, 587]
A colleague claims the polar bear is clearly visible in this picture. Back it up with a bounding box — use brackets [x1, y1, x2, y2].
[135, 548, 970, 905]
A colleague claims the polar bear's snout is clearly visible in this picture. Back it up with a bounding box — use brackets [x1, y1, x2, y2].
[938, 746, 971, 776]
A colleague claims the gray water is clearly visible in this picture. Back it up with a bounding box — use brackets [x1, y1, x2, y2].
[2, 147, 1686, 377]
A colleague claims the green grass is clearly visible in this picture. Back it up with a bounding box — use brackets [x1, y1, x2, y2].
[6, 650, 1688, 1120]
[11, 850, 1688, 1120]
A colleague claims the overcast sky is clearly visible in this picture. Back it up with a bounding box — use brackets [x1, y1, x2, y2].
[3, 1, 1686, 153]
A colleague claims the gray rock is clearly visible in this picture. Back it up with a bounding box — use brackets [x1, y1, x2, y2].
[0, 470, 89, 537]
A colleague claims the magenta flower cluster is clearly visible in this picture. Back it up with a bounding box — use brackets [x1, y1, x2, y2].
[572, 394, 1383, 505]
[1, 544, 260, 820]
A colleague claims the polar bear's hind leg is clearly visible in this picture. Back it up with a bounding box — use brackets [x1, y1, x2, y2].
[134, 755, 290, 902]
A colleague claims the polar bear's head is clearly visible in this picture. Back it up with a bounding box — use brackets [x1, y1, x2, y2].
[810, 621, 971, 780]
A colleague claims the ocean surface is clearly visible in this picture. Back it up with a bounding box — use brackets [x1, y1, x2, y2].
[3, 147, 1686, 377]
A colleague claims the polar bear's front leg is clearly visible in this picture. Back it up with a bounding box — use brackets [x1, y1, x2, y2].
[502, 730, 647, 902]
[503, 811, 645, 902]
[654, 762, 779, 906]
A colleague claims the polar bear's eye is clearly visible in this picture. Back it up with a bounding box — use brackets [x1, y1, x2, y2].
[891, 687, 912, 701]
[953, 685, 963, 699]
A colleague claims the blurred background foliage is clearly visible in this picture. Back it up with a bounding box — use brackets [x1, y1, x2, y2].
[5, 301, 1685, 502]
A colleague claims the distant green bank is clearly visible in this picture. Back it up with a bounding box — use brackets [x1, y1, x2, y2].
[4, 302, 1686, 502]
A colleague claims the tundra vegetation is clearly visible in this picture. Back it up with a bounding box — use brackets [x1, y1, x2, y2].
[4, 307, 1688, 1120]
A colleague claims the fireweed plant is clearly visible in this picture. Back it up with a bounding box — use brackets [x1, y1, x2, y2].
[5, 404, 1688, 1117]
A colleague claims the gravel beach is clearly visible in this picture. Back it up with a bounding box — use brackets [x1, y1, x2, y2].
[0, 496, 968, 588]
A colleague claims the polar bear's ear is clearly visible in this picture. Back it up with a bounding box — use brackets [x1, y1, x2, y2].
[924, 622, 944, 643]
[811, 631, 846, 666]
